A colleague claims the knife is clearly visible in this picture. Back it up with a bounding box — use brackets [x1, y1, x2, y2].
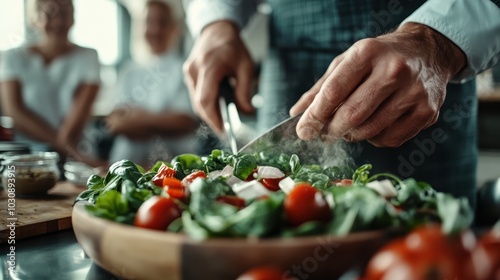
[238, 113, 332, 163]
[219, 79, 239, 154]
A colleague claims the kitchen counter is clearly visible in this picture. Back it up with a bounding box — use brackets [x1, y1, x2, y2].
[0, 230, 116, 280]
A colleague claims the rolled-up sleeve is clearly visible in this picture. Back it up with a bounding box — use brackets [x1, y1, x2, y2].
[401, 0, 500, 82]
[183, 0, 258, 36]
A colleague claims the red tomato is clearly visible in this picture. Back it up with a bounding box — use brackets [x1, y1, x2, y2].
[236, 266, 286, 280]
[245, 168, 258, 181]
[474, 227, 500, 280]
[151, 163, 176, 187]
[363, 225, 480, 280]
[284, 183, 332, 227]
[261, 177, 283, 192]
[181, 170, 206, 188]
[216, 195, 246, 209]
[134, 196, 181, 231]
[163, 177, 186, 200]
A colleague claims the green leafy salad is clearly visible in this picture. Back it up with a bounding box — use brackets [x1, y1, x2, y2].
[76, 149, 473, 240]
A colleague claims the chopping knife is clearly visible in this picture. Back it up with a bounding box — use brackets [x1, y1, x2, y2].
[219, 79, 239, 154]
[239, 114, 343, 164]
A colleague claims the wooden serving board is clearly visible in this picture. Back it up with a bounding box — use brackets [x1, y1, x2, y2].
[72, 201, 403, 280]
[0, 182, 84, 243]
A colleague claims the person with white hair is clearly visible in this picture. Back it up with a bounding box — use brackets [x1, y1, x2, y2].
[0, 0, 107, 168]
[106, 0, 199, 168]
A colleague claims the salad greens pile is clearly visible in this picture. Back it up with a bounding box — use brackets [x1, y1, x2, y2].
[76, 149, 473, 240]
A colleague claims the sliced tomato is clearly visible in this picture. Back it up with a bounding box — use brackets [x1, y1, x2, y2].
[261, 177, 284, 192]
[134, 196, 181, 231]
[236, 266, 286, 280]
[216, 195, 246, 209]
[163, 177, 186, 200]
[181, 170, 207, 188]
[152, 163, 176, 187]
[284, 183, 332, 227]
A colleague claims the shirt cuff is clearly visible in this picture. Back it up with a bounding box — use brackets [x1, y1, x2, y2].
[183, 0, 256, 37]
[401, 0, 500, 83]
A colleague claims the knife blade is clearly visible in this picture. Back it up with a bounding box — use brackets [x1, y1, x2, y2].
[238, 113, 331, 163]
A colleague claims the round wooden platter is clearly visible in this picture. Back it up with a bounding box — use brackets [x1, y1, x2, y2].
[72, 201, 402, 280]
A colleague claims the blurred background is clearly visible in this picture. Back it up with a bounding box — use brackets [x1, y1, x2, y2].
[0, 0, 498, 186]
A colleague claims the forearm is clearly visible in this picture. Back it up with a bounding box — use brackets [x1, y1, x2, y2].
[59, 85, 98, 144]
[401, 0, 500, 82]
[0, 82, 60, 147]
[144, 111, 199, 137]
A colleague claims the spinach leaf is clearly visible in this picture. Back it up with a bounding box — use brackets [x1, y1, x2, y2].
[329, 187, 393, 235]
[228, 192, 285, 237]
[233, 154, 257, 180]
[171, 153, 204, 173]
[202, 149, 232, 172]
[189, 177, 234, 215]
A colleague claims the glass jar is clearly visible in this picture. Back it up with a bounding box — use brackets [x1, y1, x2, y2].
[1, 152, 60, 196]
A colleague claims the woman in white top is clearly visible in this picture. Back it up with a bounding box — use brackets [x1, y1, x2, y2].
[0, 0, 107, 168]
[106, 0, 199, 168]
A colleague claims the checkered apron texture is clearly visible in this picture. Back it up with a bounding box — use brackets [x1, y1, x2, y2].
[257, 0, 478, 207]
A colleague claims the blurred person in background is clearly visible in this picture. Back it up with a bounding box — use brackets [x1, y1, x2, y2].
[0, 0, 107, 168]
[106, 0, 199, 168]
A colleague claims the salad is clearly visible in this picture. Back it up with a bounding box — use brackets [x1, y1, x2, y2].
[76, 149, 473, 240]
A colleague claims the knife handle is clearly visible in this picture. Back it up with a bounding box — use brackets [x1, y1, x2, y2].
[219, 78, 235, 105]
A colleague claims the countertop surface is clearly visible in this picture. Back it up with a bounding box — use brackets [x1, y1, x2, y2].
[1, 230, 116, 280]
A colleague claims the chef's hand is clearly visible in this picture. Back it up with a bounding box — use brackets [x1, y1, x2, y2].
[290, 23, 467, 147]
[183, 21, 254, 133]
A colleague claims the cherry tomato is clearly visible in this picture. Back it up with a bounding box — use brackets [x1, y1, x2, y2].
[261, 177, 284, 192]
[284, 183, 332, 227]
[216, 195, 246, 209]
[181, 170, 206, 188]
[363, 225, 480, 280]
[474, 226, 500, 280]
[151, 163, 176, 187]
[163, 177, 186, 200]
[134, 196, 181, 231]
[245, 168, 258, 181]
[236, 266, 286, 280]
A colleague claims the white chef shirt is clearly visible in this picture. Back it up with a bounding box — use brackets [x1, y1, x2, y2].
[0, 45, 100, 151]
[108, 51, 199, 167]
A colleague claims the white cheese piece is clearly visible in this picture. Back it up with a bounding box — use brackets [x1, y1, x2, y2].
[366, 179, 397, 198]
[278, 176, 296, 195]
[232, 180, 271, 201]
[257, 166, 285, 179]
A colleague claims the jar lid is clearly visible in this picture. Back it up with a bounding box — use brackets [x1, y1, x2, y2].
[3, 152, 59, 165]
[0, 142, 30, 154]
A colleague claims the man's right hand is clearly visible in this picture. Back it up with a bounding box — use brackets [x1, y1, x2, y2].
[183, 20, 254, 133]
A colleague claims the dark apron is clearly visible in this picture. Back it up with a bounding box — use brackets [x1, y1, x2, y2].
[258, 0, 478, 207]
